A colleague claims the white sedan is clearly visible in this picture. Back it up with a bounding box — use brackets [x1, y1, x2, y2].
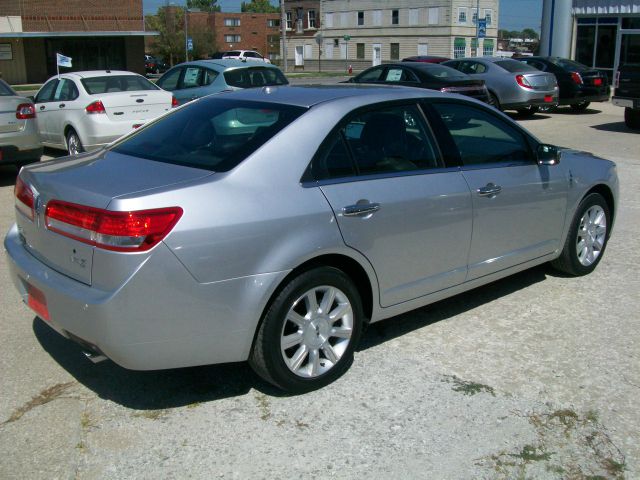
[33, 70, 176, 155]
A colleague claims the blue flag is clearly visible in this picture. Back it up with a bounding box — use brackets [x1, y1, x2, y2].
[56, 53, 72, 68]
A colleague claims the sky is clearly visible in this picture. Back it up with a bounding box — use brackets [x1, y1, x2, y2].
[142, 0, 544, 33]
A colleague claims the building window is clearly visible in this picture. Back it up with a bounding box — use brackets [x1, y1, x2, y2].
[472, 9, 478, 24]
[484, 9, 492, 26]
[372, 10, 382, 26]
[390, 43, 400, 60]
[483, 40, 494, 57]
[356, 43, 365, 59]
[267, 19, 280, 28]
[267, 35, 279, 44]
[340, 12, 349, 27]
[454, 38, 466, 58]
[392, 10, 399, 25]
[286, 12, 292, 30]
[308, 10, 316, 29]
[458, 8, 467, 24]
[358, 11, 364, 26]
[224, 18, 240, 27]
[409, 9, 419, 26]
[428, 7, 439, 25]
[225, 35, 241, 43]
[325, 13, 333, 28]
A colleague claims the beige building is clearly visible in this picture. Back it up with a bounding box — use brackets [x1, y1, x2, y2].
[286, 0, 499, 71]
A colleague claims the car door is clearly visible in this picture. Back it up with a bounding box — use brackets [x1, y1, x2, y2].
[314, 102, 473, 307]
[48, 78, 81, 146]
[34, 78, 59, 143]
[427, 100, 568, 280]
[380, 66, 422, 88]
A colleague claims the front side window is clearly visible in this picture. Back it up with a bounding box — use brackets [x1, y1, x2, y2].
[0, 80, 16, 96]
[36, 79, 59, 103]
[431, 102, 532, 167]
[112, 99, 306, 172]
[310, 104, 439, 181]
[355, 66, 385, 82]
[53, 78, 79, 101]
[157, 68, 181, 91]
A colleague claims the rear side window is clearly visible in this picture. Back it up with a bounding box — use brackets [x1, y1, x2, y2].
[111, 98, 307, 172]
[224, 68, 288, 88]
[157, 68, 181, 91]
[0, 80, 16, 96]
[431, 102, 532, 166]
[81, 75, 159, 94]
[495, 60, 538, 73]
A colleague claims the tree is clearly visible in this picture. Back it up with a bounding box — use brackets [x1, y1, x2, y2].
[522, 28, 540, 40]
[186, 0, 221, 12]
[241, 0, 278, 13]
[145, 7, 185, 66]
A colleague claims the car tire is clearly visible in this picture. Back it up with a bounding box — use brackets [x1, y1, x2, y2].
[517, 105, 539, 117]
[551, 193, 610, 276]
[624, 107, 640, 130]
[66, 129, 84, 156]
[250, 266, 363, 393]
[488, 92, 501, 111]
[570, 101, 590, 112]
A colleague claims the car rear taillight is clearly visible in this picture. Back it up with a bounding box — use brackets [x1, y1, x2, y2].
[593, 77, 603, 86]
[15, 176, 35, 221]
[85, 100, 106, 114]
[44, 200, 183, 252]
[571, 72, 583, 85]
[515, 74, 533, 89]
[171, 96, 179, 107]
[16, 103, 36, 120]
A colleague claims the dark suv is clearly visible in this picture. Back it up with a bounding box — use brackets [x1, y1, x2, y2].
[613, 63, 640, 129]
[515, 56, 610, 111]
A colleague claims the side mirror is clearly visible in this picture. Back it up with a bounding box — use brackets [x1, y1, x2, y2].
[537, 143, 560, 166]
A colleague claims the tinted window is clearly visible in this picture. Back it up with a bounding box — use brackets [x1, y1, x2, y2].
[111, 98, 307, 172]
[432, 102, 532, 166]
[495, 60, 538, 73]
[0, 80, 16, 96]
[35, 79, 58, 103]
[548, 58, 590, 72]
[420, 64, 468, 79]
[523, 59, 547, 71]
[355, 67, 384, 82]
[157, 68, 182, 91]
[53, 79, 79, 101]
[344, 105, 440, 175]
[81, 75, 158, 94]
[182, 67, 203, 89]
[311, 134, 356, 180]
[223, 67, 288, 88]
[458, 61, 487, 74]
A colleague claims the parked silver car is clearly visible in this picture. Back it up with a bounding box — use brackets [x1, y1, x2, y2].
[444, 57, 559, 116]
[6, 86, 617, 392]
[0, 79, 42, 166]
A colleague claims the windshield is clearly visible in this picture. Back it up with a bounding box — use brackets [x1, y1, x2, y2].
[548, 58, 590, 71]
[111, 98, 307, 172]
[81, 75, 159, 94]
[224, 68, 288, 88]
[495, 60, 539, 73]
[421, 65, 468, 79]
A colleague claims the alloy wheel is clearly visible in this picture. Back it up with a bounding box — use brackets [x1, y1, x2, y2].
[576, 205, 607, 267]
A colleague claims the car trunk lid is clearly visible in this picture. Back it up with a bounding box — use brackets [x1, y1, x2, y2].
[0, 97, 28, 134]
[97, 91, 172, 122]
[15, 151, 212, 285]
[521, 72, 557, 91]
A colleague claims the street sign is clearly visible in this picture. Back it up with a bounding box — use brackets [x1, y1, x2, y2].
[343, 35, 351, 41]
[478, 19, 487, 38]
[187, 37, 194, 51]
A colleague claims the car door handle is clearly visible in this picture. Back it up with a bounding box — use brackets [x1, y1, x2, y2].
[477, 183, 502, 197]
[58, 103, 65, 108]
[39, 105, 45, 111]
[342, 203, 381, 217]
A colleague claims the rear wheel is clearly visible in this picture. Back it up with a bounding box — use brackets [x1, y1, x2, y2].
[551, 193, 610, 276]
[66, 129, 84, 156]
[570, 101, 590, 112]
[488, 92, 501, 110]
[624, 107, 640, 129]
[517, 105, 539, 117]
[250, 266, 363, 392]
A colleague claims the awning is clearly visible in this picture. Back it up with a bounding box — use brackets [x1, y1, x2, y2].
[454, 38, 466, 47]
[0, 31, 158, 38]
[483, 39, 494, 46]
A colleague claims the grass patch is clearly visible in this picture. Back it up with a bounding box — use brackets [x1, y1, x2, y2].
[443, 375, 495, 397]
[3, 382, 75, 424]
[132, 409, 169, 420]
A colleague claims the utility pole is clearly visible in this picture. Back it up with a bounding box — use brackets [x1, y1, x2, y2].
[475, 0, 480, 57]
[281, 0, 288, 72]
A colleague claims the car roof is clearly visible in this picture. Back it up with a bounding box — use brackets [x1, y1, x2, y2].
[175, 59, 277, 70]
[448, 57, 506, 64]
[209, 84, 450, 109]
[58, 70, 143, 79]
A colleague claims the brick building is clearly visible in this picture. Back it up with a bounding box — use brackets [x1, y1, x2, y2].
[0, 0, 152, 84]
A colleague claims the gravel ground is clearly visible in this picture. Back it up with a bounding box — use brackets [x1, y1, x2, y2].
[0, 95, 637, 479]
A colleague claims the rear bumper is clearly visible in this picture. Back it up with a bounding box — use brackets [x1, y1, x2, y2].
[612, 96, 640, 109]
[0, 127, 42, 163]
[4, 223, 288, 370]
[560, 90, 610, 105]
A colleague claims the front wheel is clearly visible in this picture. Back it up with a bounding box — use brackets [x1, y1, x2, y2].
[66, 129, 84, 156]
[570, 101, 590, 112]
[551, 193, 610, 276]
[250, 267, 363, 392]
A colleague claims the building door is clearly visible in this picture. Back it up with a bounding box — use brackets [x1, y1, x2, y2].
[340, 42, 347, 59]
[372, 44, 381, 66]
[294, 45, 304, 66]
[418, 43, 428, 56]
[325, 42, 333, 59]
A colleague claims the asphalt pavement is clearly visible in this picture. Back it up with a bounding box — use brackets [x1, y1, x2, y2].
[0, 96, 638, 479]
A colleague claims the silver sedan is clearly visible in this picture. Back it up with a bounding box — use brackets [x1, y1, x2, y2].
[5, 86, 618, 392]
[0, 79, 42, 166]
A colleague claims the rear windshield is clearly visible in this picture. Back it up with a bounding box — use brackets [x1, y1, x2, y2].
[0, 80, 16, 96]
[224, 67, 288, 88]
[420, 64, 468, 79]
[548, 58, 590, 71]
[495, 60, 539, 73]
[111, 98, 307, 172]
[81, 75, 159, 94]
